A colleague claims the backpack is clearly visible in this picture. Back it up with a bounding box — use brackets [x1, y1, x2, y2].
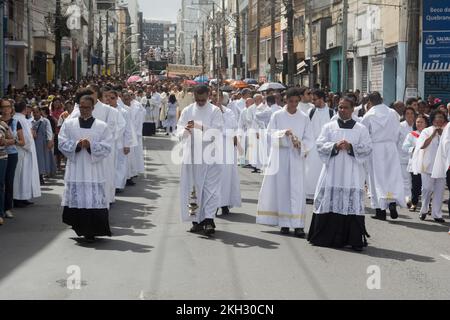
[309, 107, 334, 120]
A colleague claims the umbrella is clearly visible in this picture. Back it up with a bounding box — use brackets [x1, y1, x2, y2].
[194, 75, 209, 84]
[258, 82, 286, 92]
[244, 78, 258, 85]
[220, 85, 234, 92]
[184, 80, 198, 86]
[231, 80, 249, 89]
[127, 75, 143, 84]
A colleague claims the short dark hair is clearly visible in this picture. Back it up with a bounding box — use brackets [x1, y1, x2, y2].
[15, 101, 27, 113]
[312, 89, 326, 101]
[79, 95, 95, 106]
[340, 96, 356, 108]
[368, 92, 383, 106]
[194, 85, 209, 95]
[266, 95, 276, 105]
[298, 86, 310, 96]
[404, 106, 417, 118]
[286, 88, 300, 99]
[429, 109, 447, 124]
[406, 98, 418, 106]
[75, 89, 94, 104]
[87, 84, 101, 97]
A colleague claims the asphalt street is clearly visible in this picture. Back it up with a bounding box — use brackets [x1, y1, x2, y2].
[0, 134, 449, 300]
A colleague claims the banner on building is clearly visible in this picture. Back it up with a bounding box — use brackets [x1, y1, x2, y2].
[166, 64, 203, 76]
[422, 0, 450, 71]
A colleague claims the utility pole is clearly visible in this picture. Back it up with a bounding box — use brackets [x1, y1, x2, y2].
[256, 0, 261, 79]
[221, 0, 227, 81]
[340, 0, 348, 93]
[308, 0, 314, 88]
[55, 0, 62, 87]
[212, 3, 217, 80]
[235, 0, 242, 80]
[105, 10, 110, 76]
[97, 17, 102, 75]
[202, 21, 205, 76]
[406, 0, 420, 91]
[0, 0, 4, 96]
[87, 0, 94, 77]
[27, 0, 32, 86]
[285, 0, 295, 86]
[270, 0, 276, 82]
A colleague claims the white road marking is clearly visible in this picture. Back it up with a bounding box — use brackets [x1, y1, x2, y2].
[440, 254, 450, 261]
[139, 290, 146, 300]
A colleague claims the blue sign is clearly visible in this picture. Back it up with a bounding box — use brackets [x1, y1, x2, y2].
[423, 31, 450, 71]
[423, 0, 450, 31]
[423, 0, 450, 71]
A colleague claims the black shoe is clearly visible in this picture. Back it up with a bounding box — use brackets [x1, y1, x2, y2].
[280, 227, 290, 235]
[352, 246, 364, 252]
[243, 164, 252, 169]
[204, 219, 216, 235]
[419, 213, 427, 221]
[372, 209, 387, 221]
[434, 218, 446, 223]
[306, 199, 314, 205]
[126, 179, 136, 186]
[251, 169, 260, 173]
[84, 236, 96, 243]
[190, 222, 204, 233]
[294, 228, 306, 238]
[221, 206, 230, 215]
[115, 188, 124, 194]
[13, 200, 27, 208]
[389, 203, 398, 220]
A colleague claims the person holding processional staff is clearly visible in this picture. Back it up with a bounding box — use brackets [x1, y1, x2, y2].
[176, 85, 224, 235]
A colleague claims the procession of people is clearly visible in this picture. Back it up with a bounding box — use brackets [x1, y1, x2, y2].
[0, 75, 449, 250]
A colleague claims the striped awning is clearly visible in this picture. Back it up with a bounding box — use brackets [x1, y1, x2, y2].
[423, 62, 450, 71]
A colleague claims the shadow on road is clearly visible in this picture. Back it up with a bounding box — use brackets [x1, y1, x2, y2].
[199, 230, 280, 249]
[387, 219, 449, 232]
[216, 212, 256, 224]
[363, 246, 435, 263]
[72, 238, 154, 253]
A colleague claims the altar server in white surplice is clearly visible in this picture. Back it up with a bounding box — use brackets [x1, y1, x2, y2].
[217, 97, 241, 215]
[308, 97, 372, 252]
[256, 88, 314, 238]
[304, 89, 335, 202]
[361, 92, 406, 221]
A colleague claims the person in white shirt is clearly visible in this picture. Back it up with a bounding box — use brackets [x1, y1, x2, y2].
[413, 110, 447, 223]
[297, 87, 314, 115]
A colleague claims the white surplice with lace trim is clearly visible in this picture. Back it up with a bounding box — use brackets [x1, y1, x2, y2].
[314, 120, 372, 215]
[59, 118, 113, 209]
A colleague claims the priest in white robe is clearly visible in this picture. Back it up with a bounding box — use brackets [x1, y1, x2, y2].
[304, 89, 335, 202]
[70, 86, 124, 204]
[308, 97, 372, 251]
[361, 92, 406, 221]
[256, 88, 315, 237]
[176, 85, 224, 235]
[218, 100, 241, 215]
[59, 95, 113, 243]
[13, 101, 41, 206]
